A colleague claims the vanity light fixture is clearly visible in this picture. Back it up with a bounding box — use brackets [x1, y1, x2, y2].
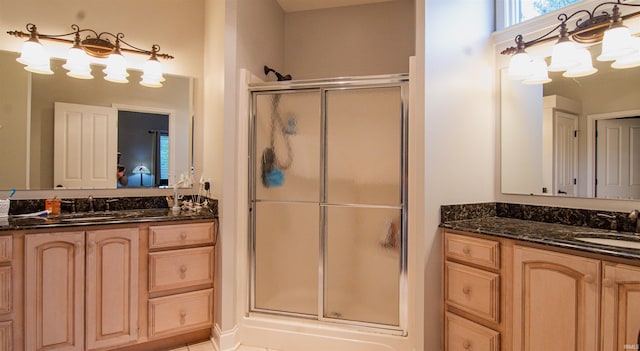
[502, 0, 640, 84]
[7, 23, 173, 87]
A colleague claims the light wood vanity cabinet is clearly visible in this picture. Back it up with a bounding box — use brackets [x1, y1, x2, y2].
[0, 236, 12, 351]
[443, 229, 640, 351]
[601, 263, 640, 351]
[11, 218, 216, 351]
[513, 246, 599, 351]
[443, 230, 503, 351]
[24, 228, 139, 351]
[147, 222, 215, 339]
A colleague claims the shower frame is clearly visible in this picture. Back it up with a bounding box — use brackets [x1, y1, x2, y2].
[247, 74, 409, 335]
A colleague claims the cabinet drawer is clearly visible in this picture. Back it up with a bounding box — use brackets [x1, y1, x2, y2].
[148, 289, 213, 339]
[0, 236, 12, 263]
[445, 261, 500, 323]
[149, 222, 215, 249]
[0, 267, 10, 314]
[445, 232, 500, 269]
[149, 246, 214, 293]
[445, 312, 499, 351]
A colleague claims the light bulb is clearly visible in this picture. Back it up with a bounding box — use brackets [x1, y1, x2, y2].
[103, 52, 129, 83]
[140, 57, 164, 88]
[63, 46, 93, 79]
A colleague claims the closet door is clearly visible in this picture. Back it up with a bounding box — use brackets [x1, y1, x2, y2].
[323, 86, 404, 326]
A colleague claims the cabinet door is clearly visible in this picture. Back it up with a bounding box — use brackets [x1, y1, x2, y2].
[602, 262, 640, 351]
[86, 228, 139, 350]
[513, 246, 599, 351]
[25, 232, 85, 351]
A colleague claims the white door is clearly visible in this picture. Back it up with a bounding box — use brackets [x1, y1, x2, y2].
[54, 102, 117, 189]
[554, 111, 578, 196]
[596, 117, 640, 199]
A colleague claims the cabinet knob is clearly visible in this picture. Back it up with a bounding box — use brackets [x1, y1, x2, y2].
[462, 340, 471, 349]
[462, 247, 471, 255]
[180, 265, 187, 279]
[179, 232, 187, 241]
[462, 286, 471, 295]
[584, 274, 594, 284]
[603, 278, 614, 287]
[88, 240, 96, 248]
[180, 311, 187, 325]
[75, 241, 82, 249]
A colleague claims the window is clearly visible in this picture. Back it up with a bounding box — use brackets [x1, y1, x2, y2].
[499, 0, 583, 29]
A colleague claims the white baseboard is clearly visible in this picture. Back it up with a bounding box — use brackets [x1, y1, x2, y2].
[212, 323, 241, 351]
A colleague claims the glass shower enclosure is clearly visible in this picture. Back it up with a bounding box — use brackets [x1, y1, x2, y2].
[249, 75, 408, 333]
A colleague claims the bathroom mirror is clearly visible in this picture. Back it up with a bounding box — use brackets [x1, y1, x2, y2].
[501, 43, 640, 200]
[0, 49, 193, 190]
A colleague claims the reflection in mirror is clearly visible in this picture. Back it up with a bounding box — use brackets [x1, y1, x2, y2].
[0, 50, 193, 191]
[501, 44, 640, 200]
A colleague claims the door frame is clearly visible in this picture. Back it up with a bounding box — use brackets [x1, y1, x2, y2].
[112, 104, 178, 186]
[586, 108, 640, 198]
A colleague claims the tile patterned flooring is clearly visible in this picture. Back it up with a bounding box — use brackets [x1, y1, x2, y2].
[169, 341, 281, 351]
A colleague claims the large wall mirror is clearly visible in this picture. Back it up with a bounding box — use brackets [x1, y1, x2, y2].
[0, 49, 193, 191]
[501, 43, 640, 200]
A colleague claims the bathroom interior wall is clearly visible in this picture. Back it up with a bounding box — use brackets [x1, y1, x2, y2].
[0, 0, 204, 78]
[283, 0, 415, 79]
[424, 0, 495, 349]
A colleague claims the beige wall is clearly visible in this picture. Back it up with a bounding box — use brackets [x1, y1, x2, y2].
[424, 0, 495, 350]
[284, 0, 415, 79]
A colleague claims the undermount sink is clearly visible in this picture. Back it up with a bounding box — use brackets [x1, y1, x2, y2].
[575, 236, 640, 250]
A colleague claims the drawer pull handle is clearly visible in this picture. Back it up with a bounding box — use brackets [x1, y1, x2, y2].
[462, 340, 471, 349]
[180, 232, 187, 241]
[584, 274, 594, 284]
[462, 286, 471, 295]
[462, 247, 471, 255]
[180, 265, 188, 279]
[603, 278, 614, 287]
[180, 311, 187, 325]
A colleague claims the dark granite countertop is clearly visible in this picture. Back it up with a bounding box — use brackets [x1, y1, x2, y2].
[0, 207, 217, 232]
[442, 216, 640, 261]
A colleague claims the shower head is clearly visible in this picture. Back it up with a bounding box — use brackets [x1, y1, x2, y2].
[264, 65, 292, 81]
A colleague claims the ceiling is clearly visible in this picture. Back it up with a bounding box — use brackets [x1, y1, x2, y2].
[276, 0, 395, 13]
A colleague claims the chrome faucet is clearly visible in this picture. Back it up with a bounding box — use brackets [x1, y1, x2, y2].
[630, 209, 640, 233]
[87, 195, 95, 212]
[105, 198, 119, 211]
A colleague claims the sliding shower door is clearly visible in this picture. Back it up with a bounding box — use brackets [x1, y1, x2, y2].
[250, 76, 407, 332]
[323, 87, 403, 326]
[252, 91, 322, 316]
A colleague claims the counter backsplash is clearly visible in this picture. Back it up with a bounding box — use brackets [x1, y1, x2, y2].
[8, 195, 218, 217]
[441, 202, 636, 233]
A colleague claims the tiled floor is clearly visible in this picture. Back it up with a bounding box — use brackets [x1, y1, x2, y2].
[171, 341, 278, 351]
[169, 340, 215, 351]
[169, 341, 282, 351]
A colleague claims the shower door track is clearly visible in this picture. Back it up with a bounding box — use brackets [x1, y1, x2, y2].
[248, 74, 409, 335]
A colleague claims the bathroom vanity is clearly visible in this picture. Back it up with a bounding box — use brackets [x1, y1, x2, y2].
[0, 208, 217, 351]
[441, 205, 640, 351]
